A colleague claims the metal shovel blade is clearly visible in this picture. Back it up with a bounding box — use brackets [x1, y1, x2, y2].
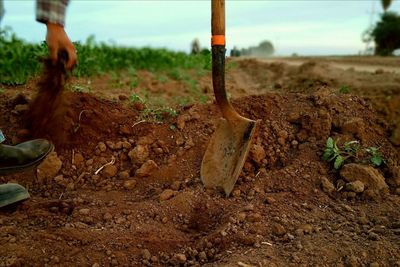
[201, 116, 257, 196]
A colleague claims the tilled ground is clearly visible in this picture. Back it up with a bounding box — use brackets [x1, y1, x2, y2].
[0, 57, 399, 267]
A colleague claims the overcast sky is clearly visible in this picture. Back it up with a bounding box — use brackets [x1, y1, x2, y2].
[2, 0, 399, 55]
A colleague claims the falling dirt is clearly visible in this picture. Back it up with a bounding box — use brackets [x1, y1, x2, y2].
[26, 56, 71, 146]
[0, 57, 400, 267]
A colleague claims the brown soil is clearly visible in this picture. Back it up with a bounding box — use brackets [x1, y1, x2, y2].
[1, 57, 400, 267]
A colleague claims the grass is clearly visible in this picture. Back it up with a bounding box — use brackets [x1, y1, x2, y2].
[129, 91, 178, 122]
[0, 28, 211, 86]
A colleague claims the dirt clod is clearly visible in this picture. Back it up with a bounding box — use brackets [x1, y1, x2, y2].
[36, 152, 62, 183]
[136, 160, 158, 177]
[340, 164, 388, 192]
[346, 180, 365, 193]
[159, 189, 176, 201]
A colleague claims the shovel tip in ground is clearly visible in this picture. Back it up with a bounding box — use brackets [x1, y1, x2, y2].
[201, 117, 258, 196]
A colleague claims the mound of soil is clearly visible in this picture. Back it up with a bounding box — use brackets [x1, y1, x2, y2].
[1, 81, 399, 266]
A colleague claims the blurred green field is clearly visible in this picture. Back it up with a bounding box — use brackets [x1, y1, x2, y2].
[0, 27, 211, 86]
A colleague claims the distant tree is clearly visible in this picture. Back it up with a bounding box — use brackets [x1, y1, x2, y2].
[230, 46, 241, 57]
[258, 40, 274, 56]
[191, 38, 200, 55]
[370, 11, 400, 55]
[238, 40, 274, 57]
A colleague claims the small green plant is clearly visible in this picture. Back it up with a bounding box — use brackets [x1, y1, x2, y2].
[365, 147, 385, 166]
[323, 137, 385, 169]
[129, 93, 144, 103]
[140, 107, 178, 122]
[322, 137, 359, 169]
[69, 84, 91, 93]
[339, 85, 351, 94]
[0, 88, 5, 94]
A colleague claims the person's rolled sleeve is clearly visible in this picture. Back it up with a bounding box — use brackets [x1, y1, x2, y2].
[36, 0, 69, 26]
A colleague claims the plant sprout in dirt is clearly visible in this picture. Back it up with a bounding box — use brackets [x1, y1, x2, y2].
[322, 137, 385, 169]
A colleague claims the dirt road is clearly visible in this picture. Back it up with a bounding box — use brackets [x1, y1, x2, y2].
[258, 56, 400, 73]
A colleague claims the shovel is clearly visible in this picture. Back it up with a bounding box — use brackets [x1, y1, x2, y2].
[201, 0, 258, 196]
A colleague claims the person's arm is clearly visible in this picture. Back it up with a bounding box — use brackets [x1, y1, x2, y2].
[36, 0, 77, 69]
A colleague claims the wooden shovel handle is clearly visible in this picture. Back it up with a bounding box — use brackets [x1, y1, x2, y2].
[212, 0, 225, 37]
[211, 0, 238, 119]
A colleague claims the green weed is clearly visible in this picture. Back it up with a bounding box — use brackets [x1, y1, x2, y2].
[339, 85, 351, 94]
[322, 137, 385, 169]
[365, 147, 385, 166]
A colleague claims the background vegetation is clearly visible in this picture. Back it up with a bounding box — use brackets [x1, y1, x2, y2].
[0, 28, 211, 85]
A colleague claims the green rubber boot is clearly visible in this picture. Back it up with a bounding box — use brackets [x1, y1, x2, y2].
[0, 183, 30, 208]
[0, 139, 54, 175]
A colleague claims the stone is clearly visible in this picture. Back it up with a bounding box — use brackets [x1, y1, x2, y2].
[340, 164, 388, 192]
[299, 224, 313, 234]
[159, 189, 176, 201]
[368, 232, 379, 241]
[119, 125, 131, 135]
[118, 171, 130, 180]
[97, 142, 107, 152]
[320, 176, 335, 194]
[396, 188, 400, 195]
[102, 165, 118, 178]
[128, 145, 149, 164]
[174, 253, 187, 264]
[142, 249, 151, 260]
[199, 251, 207, 261]
[103, 213, 113, 221]
[247, 213, 262, 223]
[170, 181, 181, 191]
[250, 144, 266, 164]
[123, 180, 137, 190]
[151, 256, 158, 263]
[137, 136, 154, 145]
[78, 208, 90, 216]
[265, 196, 276, 204]
[74, 153, 85, 168]
[346, 180, 365, 193]
[136, 160, 158, 177]
[122, 141, 131, 149]
[272, 223, 286, 237]
[232, 189, 241, 198]
[37, 152, 62, 183]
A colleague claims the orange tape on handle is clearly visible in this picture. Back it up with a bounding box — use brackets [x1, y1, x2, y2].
[212, 35, 225, 46]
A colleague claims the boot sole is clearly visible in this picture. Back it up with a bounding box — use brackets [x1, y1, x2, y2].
[0, 143, 54, 175]
[0, 189, 30, 208]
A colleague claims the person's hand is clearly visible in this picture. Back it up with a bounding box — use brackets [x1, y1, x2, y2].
[45, 22, 77, 70]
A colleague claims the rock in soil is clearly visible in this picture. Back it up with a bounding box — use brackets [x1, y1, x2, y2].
[36, 152, 62, 183]
[340, 164, 388, 192]
[136, 160, 158, 177]
[102, 165, 118, 178]
[272, 223, 287, 237]
[345, 180, 365, 193]
[128, 145, 149, 164]
[320, 176, 335, 194]
[123, 180, 137, 190]
[159, 189, 176, 201]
